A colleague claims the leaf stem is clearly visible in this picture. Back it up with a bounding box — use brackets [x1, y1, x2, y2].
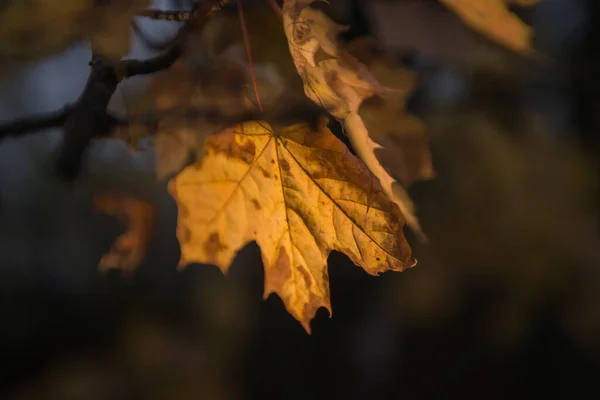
[237, 0, 263, 112]
[266, 0, 282, 19]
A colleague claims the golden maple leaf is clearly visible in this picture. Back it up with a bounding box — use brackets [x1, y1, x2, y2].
[169, 118, 416, 332]
[440, 0, 541, 55]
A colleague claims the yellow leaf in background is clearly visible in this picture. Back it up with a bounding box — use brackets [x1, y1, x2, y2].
[94, 191, 156, 273]
[148, 59, 252, 179]
[346, 39, 434, 187]
[90, 0, 151, 60]
[0, 0, 149, 62]
[151, 119, 207, 180]
[170, 119, 416, 332]
[0, 0, 89, 60]
[440, 0, 540, 55]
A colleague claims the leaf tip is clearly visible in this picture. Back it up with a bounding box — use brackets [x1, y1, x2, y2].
[299, 302, 332, 334]
[177, 258, 189, 271]
[301, 319, 313, 335]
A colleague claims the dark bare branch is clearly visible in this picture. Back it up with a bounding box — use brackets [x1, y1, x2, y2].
[122, 45, 182, 78]
[0, 106, 71, 138]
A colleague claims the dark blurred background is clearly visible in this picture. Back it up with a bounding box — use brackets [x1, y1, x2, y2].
[1, 0, 599, 398]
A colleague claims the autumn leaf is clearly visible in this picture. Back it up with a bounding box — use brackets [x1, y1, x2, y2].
[200, 6, 303, 93]
[147, 48, 322, 179]
[151, 118, 205, 180]
[90, 0, 151, 60]
[282, 0, 427, 238]
[148, 58, 252, 179]
[346, 38, 434, 187]
[169, 119, 416, 332]
[363, 102, 434, 188]
[94, 191, 156, 273]
[440, 0, 541, 55]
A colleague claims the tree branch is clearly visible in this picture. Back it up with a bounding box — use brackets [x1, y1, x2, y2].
[121, 45, 182, 78]
[0, 106, 71, 139]
[137, 8, 198, 21]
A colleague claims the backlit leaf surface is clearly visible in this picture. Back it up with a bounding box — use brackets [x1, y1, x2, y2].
[170, 119, 416, 331]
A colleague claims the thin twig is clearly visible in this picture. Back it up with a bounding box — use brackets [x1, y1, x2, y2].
[121, 45, 182, 78]
[267, 0, 282, 19]
[237, 0, 263, 112]
[0, 106, 71, 138]
[0, 105, 127, 139]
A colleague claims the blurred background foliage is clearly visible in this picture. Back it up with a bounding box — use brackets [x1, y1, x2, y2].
[0, 0, 599, 398]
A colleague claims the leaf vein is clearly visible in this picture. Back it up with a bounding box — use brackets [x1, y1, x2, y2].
[281, 141, 403, 262]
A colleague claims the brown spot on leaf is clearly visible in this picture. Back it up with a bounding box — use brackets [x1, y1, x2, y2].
[280, 159, 291, 172]
[177, 203, 189, 218]
[204, 232, 227, 260]
[265, 247, 292, 298]
[178, 225, 191, 245]
[251, 199, 261, 210]
[258, 165, 271, 178]
[299, 267, 313, 288]
[207, 131, 256, 165]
